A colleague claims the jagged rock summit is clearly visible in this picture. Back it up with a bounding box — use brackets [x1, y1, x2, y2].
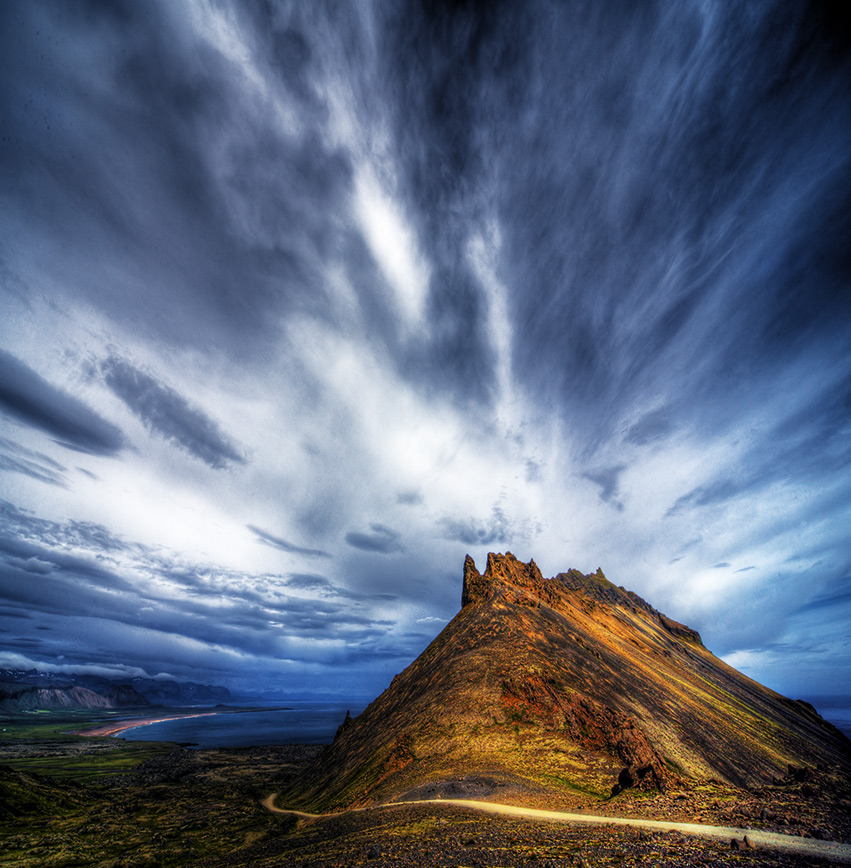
[287, 553, 850, 811]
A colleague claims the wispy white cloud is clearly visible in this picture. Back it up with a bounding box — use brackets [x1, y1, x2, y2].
[0, 0, 849, 699]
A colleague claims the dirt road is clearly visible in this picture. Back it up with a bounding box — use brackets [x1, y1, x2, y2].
[262, 793, 851, 863]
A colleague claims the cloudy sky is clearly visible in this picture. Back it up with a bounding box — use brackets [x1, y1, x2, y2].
[1, 0, 849, 701]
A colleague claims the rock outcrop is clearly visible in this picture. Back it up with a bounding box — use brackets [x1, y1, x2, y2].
[286, 553, 851, 811]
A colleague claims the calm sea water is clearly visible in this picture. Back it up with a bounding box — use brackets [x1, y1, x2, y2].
[819, 708, 851, 739]
[116, 701, 851, 748]
[118, 702, 363, 748]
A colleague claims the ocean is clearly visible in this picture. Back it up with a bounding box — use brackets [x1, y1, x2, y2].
[116, 700, 851, 749]
[118, 702, 363, 748]
[815, 706, 851, 740]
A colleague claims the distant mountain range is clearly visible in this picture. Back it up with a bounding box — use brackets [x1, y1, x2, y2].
[0, 669, 231, 711]
[286, 552, 851, 811]
[0, 683, 149, 712]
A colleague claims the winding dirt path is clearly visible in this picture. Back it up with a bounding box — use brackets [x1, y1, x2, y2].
[262, 793, 851, 863]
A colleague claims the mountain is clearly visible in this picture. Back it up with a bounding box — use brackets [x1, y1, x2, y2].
[0, 669, 230, 707]
[126, 677, 230, 706]
[287, 552, 851, 811]
[0, 683, 149, 712]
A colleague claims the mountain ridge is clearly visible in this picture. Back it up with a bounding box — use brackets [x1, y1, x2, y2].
[0, 683, 149, 712]
[286, 552, 850, 811]
[0, 669, 231, 707]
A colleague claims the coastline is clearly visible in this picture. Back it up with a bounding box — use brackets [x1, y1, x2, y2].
[73, 711, 219, 738]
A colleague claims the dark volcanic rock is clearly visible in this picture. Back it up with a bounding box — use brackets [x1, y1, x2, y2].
[500, 669, 670, 792]
[334, 709, 353, 741]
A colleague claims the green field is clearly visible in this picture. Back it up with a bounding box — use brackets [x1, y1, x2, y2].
[0, 713, 319, 867]
[0, 711, 176, 782]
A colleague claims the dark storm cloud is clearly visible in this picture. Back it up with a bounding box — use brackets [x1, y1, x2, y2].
[581, 465, 627, 510]
[0, 1, 353, 358]
[0, 435, 68, 487]
[102, 356, 244, 469]
[285, 574, 333, 591]
[668, 369, 851, 520]
[0, 350, 126, 456]
[625, 409, 673, 446]
[376, 4, 502, 405]
[0, 499, 130, 554]
[667, 481, 743, 517]
[439, 504, 511, 546]
[248, 525, 330, 559]
[345, 524, 404, 554]
[0, 0, 505, 412]
[0, 544, 136, 615]
[795, 577, 851, 614]
[376, 1, 851, 441]
[0, 502, 395, 672]
[406, 265, 497, 406]
[2, 0, 849, 417]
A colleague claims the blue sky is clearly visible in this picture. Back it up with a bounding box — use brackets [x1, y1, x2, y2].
[1, 0, 849, 700]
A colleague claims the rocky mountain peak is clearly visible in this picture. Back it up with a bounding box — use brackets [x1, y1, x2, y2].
[484, 551, 544, 586]
[462, 551, 546, 608]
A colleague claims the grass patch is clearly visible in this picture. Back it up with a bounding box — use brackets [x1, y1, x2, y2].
[0, 712, 100, 740]
[663, 755, 686, 776]
[0, 741, 175, 783]
[386, 816, 442, 836]
[0, 711, 183, 784]
[534, 771, 608, 800]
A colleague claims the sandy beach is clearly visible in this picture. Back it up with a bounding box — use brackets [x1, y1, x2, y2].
[73, 712, 219, 738]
